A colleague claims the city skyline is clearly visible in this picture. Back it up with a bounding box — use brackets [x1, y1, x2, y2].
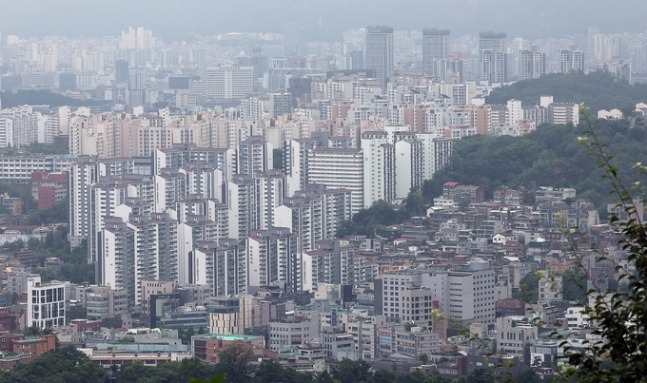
[1, 0, 647, 40]
[0, 1, 645, 379]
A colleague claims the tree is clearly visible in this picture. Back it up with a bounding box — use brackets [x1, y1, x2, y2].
[215, 344, 253, 383]
[558, 107, 647, 382]
[0, 345, 106, 383]
[371, 369, 398, 383]
[513, 271, 540, 303]
[561, 268, 588, 302]
[457, 367, 494, 383]
[404, 189, 426, 216]
[516, 368, 542, 383]
[313, 370, 335, 383]
[332, 359, 371, 383]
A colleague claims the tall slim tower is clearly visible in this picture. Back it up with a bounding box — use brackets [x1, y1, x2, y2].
[365, 26, 394, 89]
[479, 31, 507, 84]
[422, 29, 450, 76]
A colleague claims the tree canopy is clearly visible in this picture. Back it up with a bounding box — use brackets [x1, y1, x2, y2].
[485, 71, 647, 113]
[422, 118, 647, 214]
[0, 346, 106, 383]
[336, 199, 410, 238]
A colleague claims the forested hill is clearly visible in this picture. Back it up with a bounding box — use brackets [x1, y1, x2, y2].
[422, 119, 647, 212]
[485, 71, 647, 113]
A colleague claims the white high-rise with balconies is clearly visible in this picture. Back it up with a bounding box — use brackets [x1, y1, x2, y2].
[69, 156, 99, 247]
[308, 148, 364, 215]
[361, 131, 395, 208]
[204, 65, 254, 100]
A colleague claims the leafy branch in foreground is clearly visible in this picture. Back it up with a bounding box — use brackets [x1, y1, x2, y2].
[559, 105, 647, 382]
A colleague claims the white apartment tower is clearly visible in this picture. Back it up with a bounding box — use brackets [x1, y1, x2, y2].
[246, 227, 300, 292]
[236, 136, 273, 177]
[361, 131, 395, 208]
[255, 169, 285, 231]
[506, 99, 524, 126]
[69, 156, 99, 247]
[183, 163, 225, 201]
[193, 238, 246, 297]
[204, 66, 254, 100]
[284, 138, 317, 197]
[308, 148, 364, 215]
[178, 214, 219, 285]
[394, 132, 423, 199]
[227, 174, 257, 240]
[100, 216, 136, 306]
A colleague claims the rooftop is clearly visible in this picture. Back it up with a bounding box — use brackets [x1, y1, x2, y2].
[193, 333, 261, 341]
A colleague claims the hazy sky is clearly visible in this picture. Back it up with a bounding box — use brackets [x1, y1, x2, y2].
[1, 0, 646, 41]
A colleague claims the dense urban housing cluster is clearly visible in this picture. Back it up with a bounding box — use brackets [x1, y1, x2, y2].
[0, 23, 645, 381]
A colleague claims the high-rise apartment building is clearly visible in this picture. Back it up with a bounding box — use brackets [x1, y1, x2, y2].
[247, 227, 300, 292]
[236, 136, 273, 177]
[479, 31, 507, 84]
[308, 148, 364, 215]
[100, 216, 136, 306]
[178, 214, 219, 285]
[194, 238, 246, 297]
[422, 29, 450, 77]
[115, 59, 129, 84]
[519, 50, 545, 80]
[365, 26, 394, 89]
[559, 49, 584, 73]
[69, 156, 99, 248]
[204, 66, 254, 100]
[393, 132, 423, 199]
[227, 174, 257, 241]
[284, 138, 317, 197]
[361, 131, 395, 208]
[304, 240, 355, 290]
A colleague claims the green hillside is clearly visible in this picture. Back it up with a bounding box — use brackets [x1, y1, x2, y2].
[422, 118, 647, 213]
[485, 71, 647, 113]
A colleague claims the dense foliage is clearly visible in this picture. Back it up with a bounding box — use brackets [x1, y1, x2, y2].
[19, 142, 69, 155]
[0, 343, 542, 383]
[485, 71, 647, 113]
[0, 346, 106, 383]
[513, 271, 540, 303]
[336, 200, 410, 238]
[422, 119, 647, 213]
[0, 182, 68, 224]
[0, 226, 94, 284]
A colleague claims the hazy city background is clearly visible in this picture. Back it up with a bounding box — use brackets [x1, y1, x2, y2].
[2, 0, 647, 39]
